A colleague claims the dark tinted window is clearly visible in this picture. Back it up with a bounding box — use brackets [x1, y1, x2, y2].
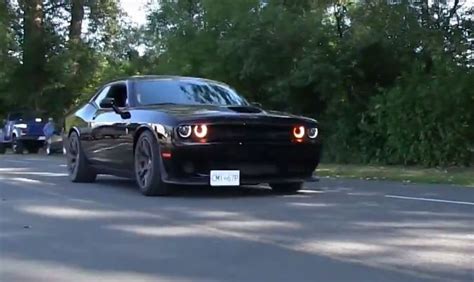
[108, 84, 128, 107]
[135, 79, 249, 106]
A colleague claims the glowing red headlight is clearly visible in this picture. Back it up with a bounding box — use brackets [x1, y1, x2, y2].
[193, 124, 208, 138]
[293, 126, 305, 139]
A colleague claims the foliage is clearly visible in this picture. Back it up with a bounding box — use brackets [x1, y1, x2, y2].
[362, 62, 474, 166]
[317, 164, 474, 187]
[0, 0, 473, 167]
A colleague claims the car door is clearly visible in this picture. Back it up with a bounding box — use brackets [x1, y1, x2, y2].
[79, 85, 111, 163]
[0, 118, 7, 141]
[89, 82, 132, 170]
[4, 114, 16, 141]
[5, 113, 22, 141]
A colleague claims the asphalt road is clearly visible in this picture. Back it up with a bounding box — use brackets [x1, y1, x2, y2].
[0, 154, 473, 282]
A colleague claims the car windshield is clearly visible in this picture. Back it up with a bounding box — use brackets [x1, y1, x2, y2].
[135, 79, 249, 107]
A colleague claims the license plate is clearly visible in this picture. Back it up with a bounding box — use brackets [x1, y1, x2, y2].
[38, 136, 46, 141]
[210, 170, 240, 186]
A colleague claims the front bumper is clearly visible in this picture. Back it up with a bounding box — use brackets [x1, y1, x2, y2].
[160, 142, 321, 185]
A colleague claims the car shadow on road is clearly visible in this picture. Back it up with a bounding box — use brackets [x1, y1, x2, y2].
[94, 177, 306, 198]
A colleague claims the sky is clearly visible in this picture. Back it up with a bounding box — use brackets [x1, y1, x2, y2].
[120, 0, 150, 26]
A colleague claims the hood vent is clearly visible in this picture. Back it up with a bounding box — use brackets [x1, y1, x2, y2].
[226, 106, 263, 114]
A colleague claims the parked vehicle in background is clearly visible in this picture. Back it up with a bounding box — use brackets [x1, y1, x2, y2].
[45, 133, 66, 155]
[65, 76, 322, 196]
[42, 117, 66, 155]
[0, 112, 47, 154]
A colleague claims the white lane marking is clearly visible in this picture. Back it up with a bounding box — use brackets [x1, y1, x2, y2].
[385, 194, 474, 206]
[299, 189, 323, 194]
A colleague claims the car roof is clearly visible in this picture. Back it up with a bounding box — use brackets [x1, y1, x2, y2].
[106, 75, 230, 87]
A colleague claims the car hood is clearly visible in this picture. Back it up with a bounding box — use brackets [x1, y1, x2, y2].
[134, 104, 317, 125]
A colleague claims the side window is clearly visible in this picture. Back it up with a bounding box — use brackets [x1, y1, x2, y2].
[94, 86, 111, 108]
[107, 83, 128, 108]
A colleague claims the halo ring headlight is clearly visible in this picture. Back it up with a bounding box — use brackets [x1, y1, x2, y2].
[308, 128, 318, 139]
[177, 125, 192, 138]
[293, 126, 305, 139]
[193, 124, 208, 139]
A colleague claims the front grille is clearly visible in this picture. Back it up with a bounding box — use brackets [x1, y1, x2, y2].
[208, 124, 291, 142]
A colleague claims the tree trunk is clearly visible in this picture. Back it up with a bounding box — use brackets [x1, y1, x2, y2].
[21, 0, 45, 111]
[69, 0, 85, 44]
[67, 0, 85, 80]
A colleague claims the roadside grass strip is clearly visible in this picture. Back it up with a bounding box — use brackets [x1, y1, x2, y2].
[317, 164, 474, 187]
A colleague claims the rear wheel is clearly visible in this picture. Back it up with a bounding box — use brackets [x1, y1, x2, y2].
[45, 139, 54, 155]
[45, 143, 52, 155]
[134, 131, 171, 196]
[270, 182, 303, 194]
[28, 145, 40, 154]
[0, 143, 5, 154]
[12, 136, 23, 154]
[67, 131, 97, 182]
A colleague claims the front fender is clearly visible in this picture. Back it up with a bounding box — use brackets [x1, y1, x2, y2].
[68, 126, 81, 137]
[11, 127, 23, 138]
[133, 123, 172, 145]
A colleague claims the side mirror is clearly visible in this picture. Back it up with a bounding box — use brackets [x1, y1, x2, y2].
[100, 97, 131, 119]
[251, 102, 262, 108]
[100, 97, 115, 108]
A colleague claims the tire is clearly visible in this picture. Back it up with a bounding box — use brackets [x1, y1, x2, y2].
[12, 135, 23, 154]
[46, 143, 52, 155]
[134, 130, 171, 196]
[270, 182, 303, 194]
[67, 131, 97, 183]
[28, 146, 40, 154]
[0, 143, 5, 154]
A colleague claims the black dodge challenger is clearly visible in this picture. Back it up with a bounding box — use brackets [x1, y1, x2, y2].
[65, 76, 321, 196]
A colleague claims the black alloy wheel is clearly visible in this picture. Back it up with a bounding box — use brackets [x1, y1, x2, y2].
[136, 137, 153, 188]
[67, 131, 97, 182]
[134, 131, 171, 196]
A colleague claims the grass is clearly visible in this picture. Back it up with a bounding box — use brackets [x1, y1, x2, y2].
[316, 164, 474, 187]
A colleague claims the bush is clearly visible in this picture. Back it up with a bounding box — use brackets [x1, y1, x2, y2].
[360, 63, 474, 166]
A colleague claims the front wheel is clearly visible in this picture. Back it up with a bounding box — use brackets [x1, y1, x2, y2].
[270, 182, 303, 194]
[67, 131, 97, 182]
[134, 131, 171, 196]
